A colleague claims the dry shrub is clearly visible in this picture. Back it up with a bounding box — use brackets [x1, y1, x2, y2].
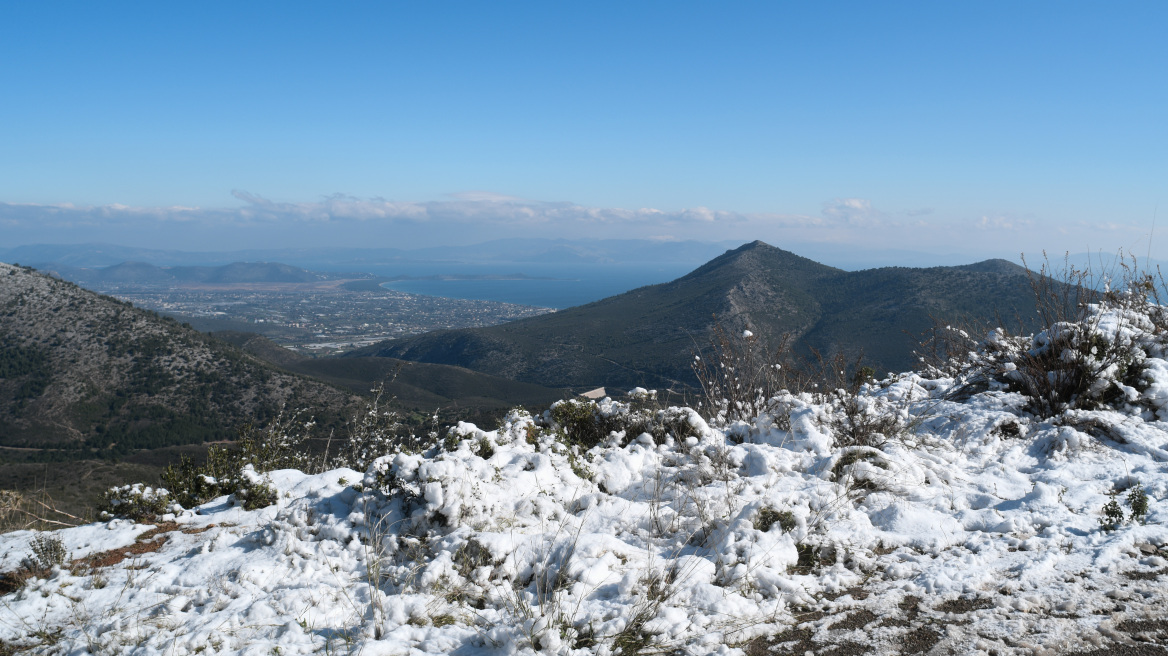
[691, 322, 817, 427]
[0, 488, 84, 533]
[692, 320, 888, 446]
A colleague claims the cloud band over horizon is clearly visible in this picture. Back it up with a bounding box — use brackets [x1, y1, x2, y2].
[0, 192, 1154, 260]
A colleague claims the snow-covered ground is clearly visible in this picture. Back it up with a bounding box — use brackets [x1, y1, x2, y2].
[3, 302, 1168, 655]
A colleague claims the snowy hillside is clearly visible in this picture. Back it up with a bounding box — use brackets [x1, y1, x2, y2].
[2, 293, 1168, 654]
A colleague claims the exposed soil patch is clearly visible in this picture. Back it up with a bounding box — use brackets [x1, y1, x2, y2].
[75, 533, 170, 569]
[880, 594, 922, 628]
[181, 524, 217, 535]
[792, 609, 825, 624]
[0, 569, 36, 596]
[1068, 647, 1168, 656]
[899, 595, 921, 618]
[1123, 568, 1168, 581]
[830, 609, 878, 632]
[824, 585, 870, 601]
[744, 626, 815, 656]
[72, 521, 214, 571]
[936, 597, 994, 614]
[898, 625, 941, 655]
[1118, 618, 1168, 642]
[820, 642, 869, 656]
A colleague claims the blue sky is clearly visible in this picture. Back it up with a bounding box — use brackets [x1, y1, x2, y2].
[1, 2, 1165, 260]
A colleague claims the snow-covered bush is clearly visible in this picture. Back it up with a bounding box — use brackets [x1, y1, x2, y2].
[917, 255, 1168, 421]
[935, 268, 1168, 419]
[23, 532, 66, 572]
[159, 449, 281, 511]
[546, 395, 700, 450]
[823, 384, 909, 448]
[102, 392, 417, 519]
[98, 483, 174, 521]
[691, 320, 904, 449]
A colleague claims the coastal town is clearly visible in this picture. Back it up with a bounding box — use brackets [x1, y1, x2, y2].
[98, 284, 553, 356]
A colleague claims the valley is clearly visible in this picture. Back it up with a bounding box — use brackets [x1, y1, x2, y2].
[41, 261, 554, 356]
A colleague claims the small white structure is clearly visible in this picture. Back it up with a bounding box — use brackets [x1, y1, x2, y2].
[579, 387, 606, 400]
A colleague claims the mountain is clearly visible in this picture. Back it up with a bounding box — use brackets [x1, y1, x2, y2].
[0, 244, 202, 268]
[0, 262, 359, 454]
[91, 261, 176, 284]
[211, 331, 566, 411]
[46, 261, 347, 287]
[168, 262, 328, 284]
[351, 241, 1039, 389]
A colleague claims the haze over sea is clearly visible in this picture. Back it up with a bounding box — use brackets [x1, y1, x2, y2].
[375, 262, 694, 309]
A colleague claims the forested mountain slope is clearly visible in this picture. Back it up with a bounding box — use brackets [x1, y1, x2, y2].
[355, 241, 1038, 389]
[213, 330, 566, 411]
[0, 263, 358, 454]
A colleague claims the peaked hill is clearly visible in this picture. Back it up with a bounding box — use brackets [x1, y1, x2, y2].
[352, 242, 1039, 389]
[0, 263, 359, 455]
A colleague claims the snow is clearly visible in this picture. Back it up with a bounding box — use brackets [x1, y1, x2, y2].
[3, 302, 1168, 654]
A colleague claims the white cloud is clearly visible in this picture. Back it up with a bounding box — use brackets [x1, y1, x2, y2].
[0, 192, 1152, 260]
[0, 193, 771, 249]
[975, 214, 1030, 231]
[0, 192, 852, 237]
[821, 198, 883, 226]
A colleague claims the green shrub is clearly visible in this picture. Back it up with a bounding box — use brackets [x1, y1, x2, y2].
[160, 449, 281, 511]
[754, 507, 796, 533]
[148, 409, 315, 512]
[567, 450, 593, 482]
[234, 470, 279, 511]
[551, 399, 608, 448]
[547, 397, 701, 450]
[474, 437, 496, 460]
[1100, 494, 1125, 531]
[1127, 483, 1150, 524]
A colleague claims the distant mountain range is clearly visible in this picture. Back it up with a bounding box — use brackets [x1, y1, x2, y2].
[0, 240, 741, 270]
[41, 261, 374, 287]
[351, 241, 1044, 389]
[0, 238, 1043, 272]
